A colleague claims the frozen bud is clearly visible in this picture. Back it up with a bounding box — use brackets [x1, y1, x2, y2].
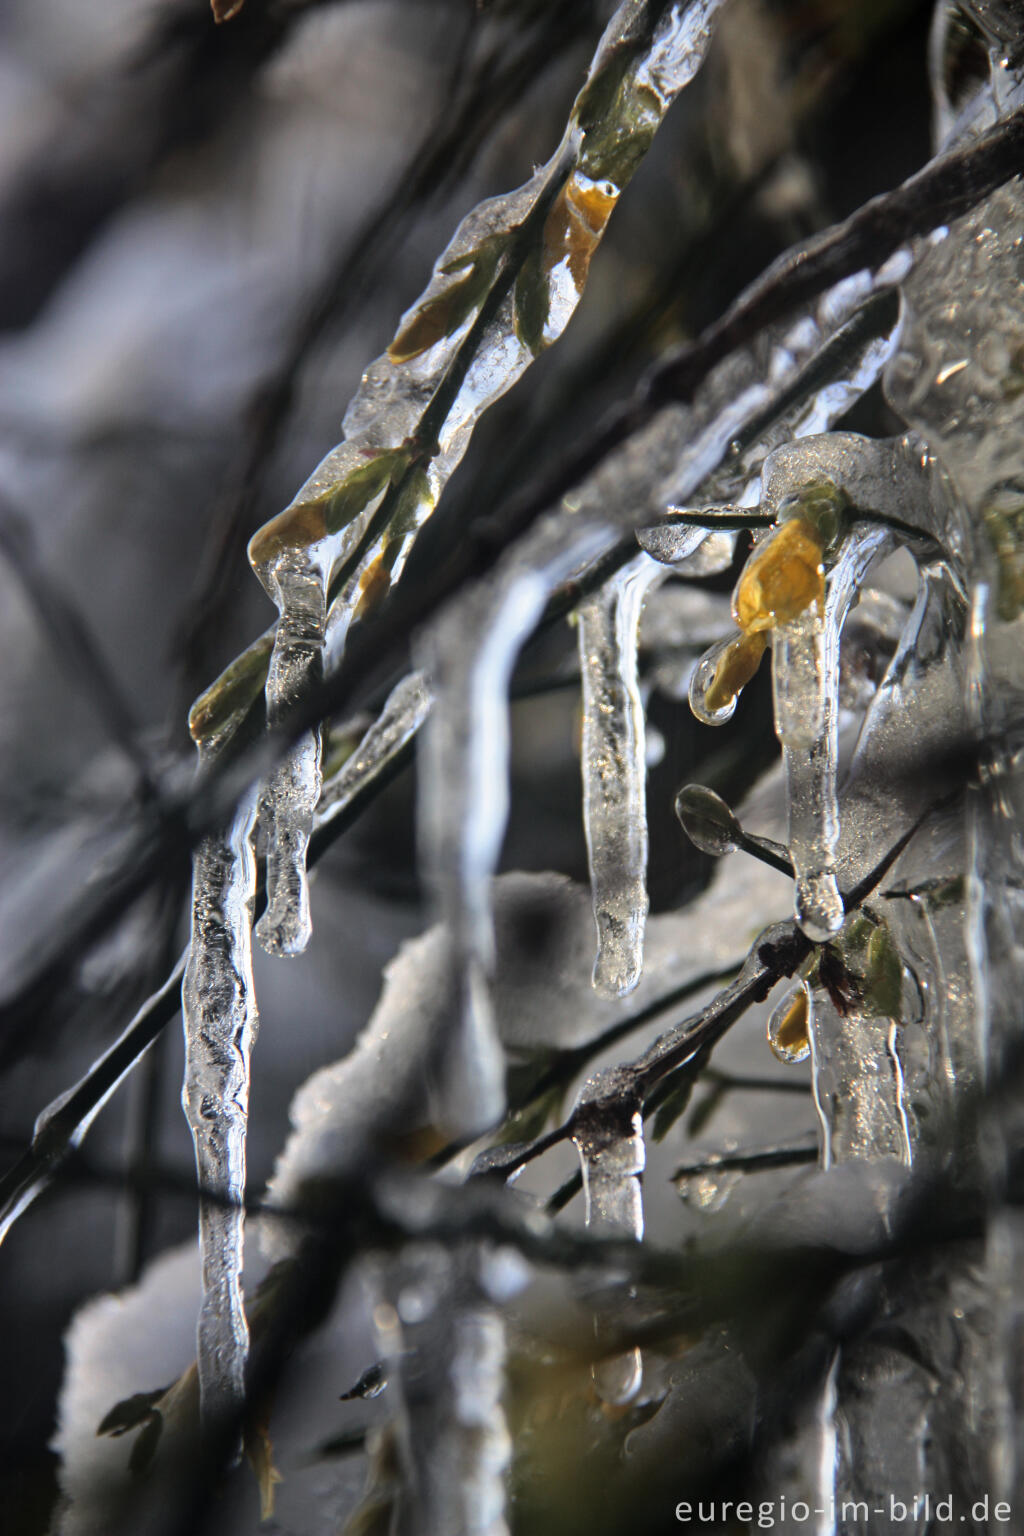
[688, 630, 767, 725]
[674, 784, 741, 858]
[767, 981, 812, 1064]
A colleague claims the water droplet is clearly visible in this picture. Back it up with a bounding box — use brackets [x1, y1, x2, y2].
[675, 1164, 742, 1211]
[593, 1348, 643, 1406]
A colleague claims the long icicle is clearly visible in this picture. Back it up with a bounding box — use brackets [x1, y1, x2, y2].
[577, 553, 661, 995]
[418, 519, 614, 1137]
[182, 775, 259, 1430]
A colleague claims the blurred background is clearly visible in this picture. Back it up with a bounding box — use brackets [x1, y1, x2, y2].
[0, 0, 938, 1529]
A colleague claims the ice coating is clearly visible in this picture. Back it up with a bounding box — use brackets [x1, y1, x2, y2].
[572, 1083, 645, 1404]
[174, 0, 729, 1180]
[680, 299, 905, 727]
[767, 981, 811, 1064]
[673, 1161, 742, 1212]
[929, 182, 1024, 1503]
[181, 773, 259, 1429]
[718, 424, 951, 944]
[807, 940, 913, 1171]
[577, 554, 661, 996]
[175, 0, 728, 1166]
[688, 629, 767, 725]
[650, 278, 903, 551]
[674, 783, 741, 857]
[317, 670, 433, 828]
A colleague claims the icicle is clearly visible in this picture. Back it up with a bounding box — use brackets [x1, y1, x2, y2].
[368, 1242, 521, 1536]
[577, 555, 660, 997]
[776, 524, 892, 942]
[418, 516, 613, 1137]
[746, 431, 950, 944]
[317, 670, 433, 829]
[250, 549, 326, 957]
[572, 1080, 645, 1404]
[806, 912, 913, 1170]
[181, 764, 259, 1430]
[722, 473, 893, 943]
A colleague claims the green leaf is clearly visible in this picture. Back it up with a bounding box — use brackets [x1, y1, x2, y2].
[513, 243, 551, 356]
[323, 450, 409, 539]
[188, 629, 274, 747]
[388, 240, 503, 365]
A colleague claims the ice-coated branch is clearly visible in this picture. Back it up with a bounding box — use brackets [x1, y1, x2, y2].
[473, 800, 938, 1191]
[572, 1076, 646, 1403]
[7, 114, 1018, 1054]
[193, 1, 729, 1011]
[318, 671, 433, 826]
[193, 0, 728, 750]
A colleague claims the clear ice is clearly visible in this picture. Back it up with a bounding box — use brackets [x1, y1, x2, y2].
[181, 765, 259, 1429]
[317, 670, 433, 828]
[418, 518, 613, 1136]
[420, 253, 906, 1070]
[773, 519, 892, 942]
[252, 548, 326, 957]
[577, 554, 661, 996]
[768, 12, 1024, 1507]
[572, 1079, 645, 1404]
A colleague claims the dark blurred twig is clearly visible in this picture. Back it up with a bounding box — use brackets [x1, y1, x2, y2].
[0, 493, 159, 800]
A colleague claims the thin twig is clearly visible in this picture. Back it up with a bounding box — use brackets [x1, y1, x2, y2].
[0, 494, 159, 800]
[671, 1135, 818, 1183]
[471, 802, 936, 1184]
